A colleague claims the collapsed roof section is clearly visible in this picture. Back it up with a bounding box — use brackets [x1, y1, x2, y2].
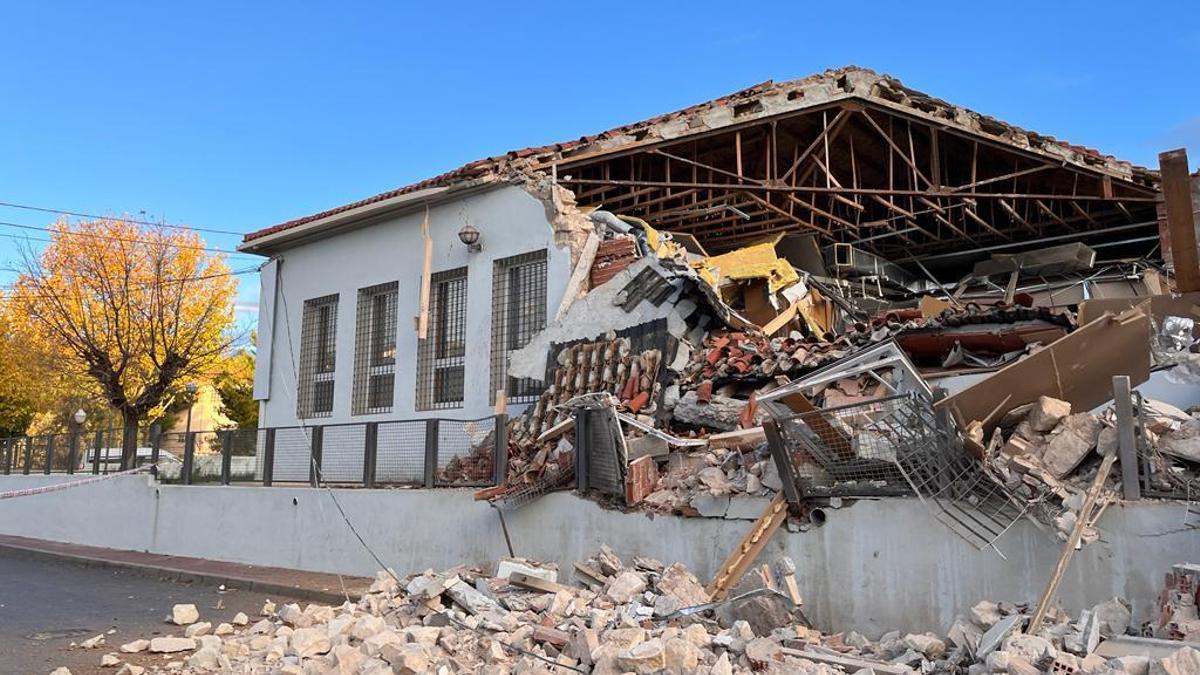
[241, 67, 1160, 278]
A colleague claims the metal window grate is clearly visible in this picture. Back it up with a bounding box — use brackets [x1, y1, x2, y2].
[490, 250, 547, 404]
[416, 268, 467, 410]
[352, 282, 398, 415]
[297, 294, 339, 418]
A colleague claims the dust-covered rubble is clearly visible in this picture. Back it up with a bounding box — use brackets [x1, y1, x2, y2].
[60, 550, 1200, 675]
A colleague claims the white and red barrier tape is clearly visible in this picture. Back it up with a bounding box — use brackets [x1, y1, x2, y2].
[0, 465, 155, 500]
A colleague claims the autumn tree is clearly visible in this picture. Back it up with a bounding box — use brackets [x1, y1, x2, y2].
[11, 218, 238, 466]
[0, 298, 96, 436]
[213, 343, 258, 429]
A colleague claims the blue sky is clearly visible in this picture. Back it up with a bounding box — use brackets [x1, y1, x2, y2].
[2, 1, 1198, 319]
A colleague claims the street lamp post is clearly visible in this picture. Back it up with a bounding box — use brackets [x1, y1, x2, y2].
[70, 409, 86, 474]
[185, 382, 198, 436]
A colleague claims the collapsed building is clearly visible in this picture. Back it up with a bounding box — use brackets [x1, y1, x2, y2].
[232, 66, 1200, 671]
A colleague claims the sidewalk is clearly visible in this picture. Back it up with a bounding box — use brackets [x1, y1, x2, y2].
[0, 534, 371, 605]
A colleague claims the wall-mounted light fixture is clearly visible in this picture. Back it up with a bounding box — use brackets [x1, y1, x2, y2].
[458, 223, 482, 252]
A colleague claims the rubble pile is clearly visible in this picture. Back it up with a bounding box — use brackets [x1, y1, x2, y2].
[679, 302, 1073, 393]
[983, 395, 1200, 537]
[63, 549, 1200, 675]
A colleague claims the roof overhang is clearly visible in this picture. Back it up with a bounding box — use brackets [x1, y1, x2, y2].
[238, 180, 500, 254]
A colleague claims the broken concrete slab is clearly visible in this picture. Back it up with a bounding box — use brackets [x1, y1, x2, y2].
[1041, 413, 1103, 478]
[977, 614, 1022, 657]
[725, 494, 773, 520]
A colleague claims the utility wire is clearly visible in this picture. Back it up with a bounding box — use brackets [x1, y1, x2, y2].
[0, 220, 259, 258]
[0, 200, 246, 237]
[0, 266, 260, 299]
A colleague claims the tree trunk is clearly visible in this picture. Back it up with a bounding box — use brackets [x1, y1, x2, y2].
[120, 409, 140, 470]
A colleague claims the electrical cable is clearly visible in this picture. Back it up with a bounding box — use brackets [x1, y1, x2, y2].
[0, 200, 246, 236]
[0, 266, 260, 299]
[0, 219, 259, 258]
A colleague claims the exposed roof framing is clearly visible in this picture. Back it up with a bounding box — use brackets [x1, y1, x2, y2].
[554, 98, 1158, 262]
[242, 66, 1161, 269]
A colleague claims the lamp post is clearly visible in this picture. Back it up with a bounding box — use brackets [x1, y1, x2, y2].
[70, 409, 86, 473]
[184, 382, 198, 436]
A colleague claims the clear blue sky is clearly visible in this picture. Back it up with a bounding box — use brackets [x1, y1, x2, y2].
[2, 1, 1198, 317]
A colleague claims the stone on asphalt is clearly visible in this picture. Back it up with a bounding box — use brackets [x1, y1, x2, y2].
[170, 603, 200, 625]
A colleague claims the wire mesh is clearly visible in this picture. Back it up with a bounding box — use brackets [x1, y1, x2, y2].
[272, 426, 317, 483]
[490, 250, 547, 404]
[416, 268, 468, 411]
[352, 282, 398, 415]
[435, 417, 495, 487]
[771, 394, 1025, 549]
[495, 453, 576, 511]
[319, 424, 367, 483]
[376, 420, 426, 485]
[297, 294, 339, 419]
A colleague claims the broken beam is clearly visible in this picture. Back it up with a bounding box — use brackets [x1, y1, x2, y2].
[706, 493, 788, 600]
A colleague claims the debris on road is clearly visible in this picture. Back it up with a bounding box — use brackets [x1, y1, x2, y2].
[61, 550, 1200, 674]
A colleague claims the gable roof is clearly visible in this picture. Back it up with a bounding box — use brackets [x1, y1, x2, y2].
[240, 66, 1155, 249]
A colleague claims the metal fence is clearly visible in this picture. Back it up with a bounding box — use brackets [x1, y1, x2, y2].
[0, 414, 507, 490]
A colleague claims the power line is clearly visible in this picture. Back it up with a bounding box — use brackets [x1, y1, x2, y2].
[0, 200, 246, 237]
[0, 266, 260, 299]
[0, 220, 260, 259]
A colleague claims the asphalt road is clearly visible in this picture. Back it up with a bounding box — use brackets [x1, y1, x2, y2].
[0, 548, 300, 675]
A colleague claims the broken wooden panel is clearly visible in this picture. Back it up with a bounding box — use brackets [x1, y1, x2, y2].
[1078, 292, 1200, 338]
[935, 306, 1152, 432]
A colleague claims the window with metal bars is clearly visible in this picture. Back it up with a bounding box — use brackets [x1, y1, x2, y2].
[490, 250, 547, 404]
[297, 294, 339, 418]
[416, 268, 467, 410]
[352, 282, 398, 414]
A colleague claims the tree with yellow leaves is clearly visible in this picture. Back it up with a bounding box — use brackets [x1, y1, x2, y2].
[9, 218, 239, 466]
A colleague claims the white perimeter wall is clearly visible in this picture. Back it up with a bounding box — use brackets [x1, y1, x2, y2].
[256, 183, 571, 428]
[2, 475, 1196, 637]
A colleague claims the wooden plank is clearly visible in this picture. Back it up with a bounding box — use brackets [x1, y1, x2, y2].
[761, 300, 800, 336]
[778, 648, 912, 675]
[780, 393, 853, 460]
[936, 307, 1152, 434]
[415, 209, 433, 339]
[554, 231, 602, 321]
[708, 426, 767, 450]
[1026, 453, 1116, 634]
[508, 572, 575, 595]
[1159, 149, 1200, 292]
[706, 493, 788, 600]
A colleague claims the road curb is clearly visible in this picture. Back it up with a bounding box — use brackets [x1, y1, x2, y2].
[0, 542, 362, 605]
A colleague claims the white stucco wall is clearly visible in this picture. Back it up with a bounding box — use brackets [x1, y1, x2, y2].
[1, 475, 1196, 636]
[255, 184, 571, 428]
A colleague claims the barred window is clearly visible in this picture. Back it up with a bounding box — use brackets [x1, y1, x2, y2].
[416, 268, 467, 410]
[352, 282, 398, 414]
[297, 294, 339, 418]
[490, 250, 547, 404]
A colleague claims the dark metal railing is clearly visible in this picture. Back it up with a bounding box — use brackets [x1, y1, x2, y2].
[0, 414, 508, 490]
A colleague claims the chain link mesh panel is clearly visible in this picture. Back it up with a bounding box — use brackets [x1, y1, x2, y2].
[435, 417, 495, 487]
[377, 421, 426, 485]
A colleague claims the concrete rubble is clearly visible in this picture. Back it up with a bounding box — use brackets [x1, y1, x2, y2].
[61, 548, 1200, 675]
